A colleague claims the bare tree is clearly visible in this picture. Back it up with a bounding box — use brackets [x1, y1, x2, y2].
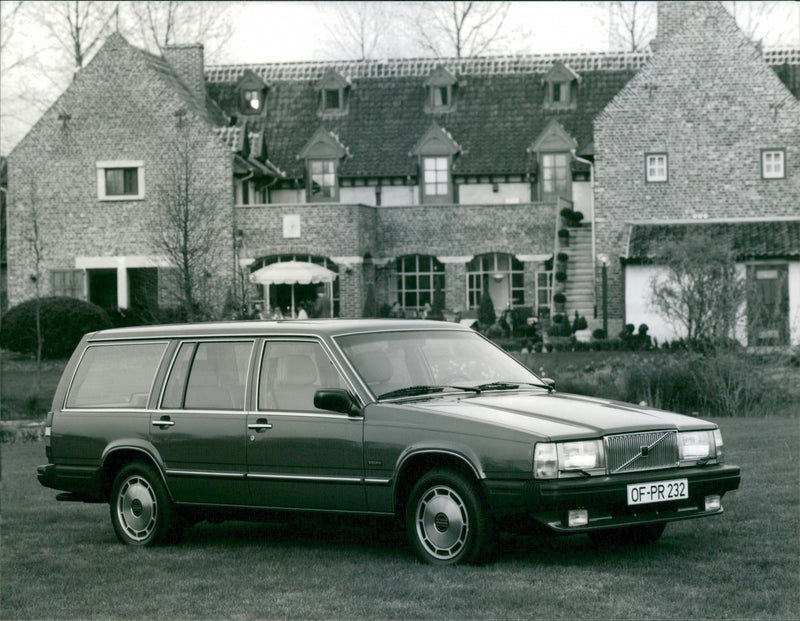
[605, 1, 657, 52]
[152, 113, 228, 322]
[35, 1, 119, 69]
[21, 181, 46, 395]
[123, 1, 233, 60]
[649, 231, 746, 344]
[318, 1, 395, 60]
[405, 1, 513, 59]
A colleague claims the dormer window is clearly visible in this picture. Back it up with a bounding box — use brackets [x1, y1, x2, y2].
[529, 119, 578, 201]
[411, 122, 461, 204]
[317, 69, 351, 116]
[299, 127, 349, 202]
[425, 66, 457, 113]
[543, 61, 580, 109]
[243, 89, 262, 112]
[235, 69, 269, 116]
[324, 88, 341, 111]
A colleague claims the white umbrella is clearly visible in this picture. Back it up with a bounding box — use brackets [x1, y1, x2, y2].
[249, 261, 337, 317]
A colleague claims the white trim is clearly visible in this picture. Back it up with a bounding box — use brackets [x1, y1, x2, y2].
[74, 255, 170, 309]
[96, 160, 145, 201]
[517, 254, 552, 262]
[436, 255, 474, 264]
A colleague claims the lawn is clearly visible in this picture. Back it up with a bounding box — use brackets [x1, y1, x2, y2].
[2, 418, 798, 619]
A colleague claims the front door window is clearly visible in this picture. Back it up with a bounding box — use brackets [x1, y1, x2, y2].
[748, 264, 789, 346]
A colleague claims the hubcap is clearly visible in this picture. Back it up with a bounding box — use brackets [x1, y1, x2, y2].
[117, 475, 157, 542]
[416, 485, 469, 560]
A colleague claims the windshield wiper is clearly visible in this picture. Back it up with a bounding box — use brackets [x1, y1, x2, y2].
[377, 385, 480, 400]
[473, 381, 554, 393]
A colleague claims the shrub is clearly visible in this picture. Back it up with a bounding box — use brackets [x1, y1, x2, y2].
[1, 297, 113, 359]
[571, 211, 585, 225]
[592, 328, 607, 339]
[553, 293, 566, 304]
[556, 252, 569, 263]
[477, 292, 496, 327]
[555, 271, 568, 283]
[559, 207, 575, 219]
[572, 314, 588, 332]
[558, 228, 570, 239]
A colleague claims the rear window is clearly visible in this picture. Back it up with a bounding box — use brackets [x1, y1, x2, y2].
[65, 342, 167, 409]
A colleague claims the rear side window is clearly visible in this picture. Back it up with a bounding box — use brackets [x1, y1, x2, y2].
[162, 341, 253, 411]
[65, 343, 167, 409]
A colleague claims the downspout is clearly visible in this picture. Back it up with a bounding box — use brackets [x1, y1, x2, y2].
[234, 168, 255, 316]
[572, 151, 596, 318]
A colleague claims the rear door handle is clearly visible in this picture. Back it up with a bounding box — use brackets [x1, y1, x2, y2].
[248, 418, 272, 432]
[152, 417, 175, 428]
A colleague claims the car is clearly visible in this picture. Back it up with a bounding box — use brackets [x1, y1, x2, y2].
[38, 319, 740, 564]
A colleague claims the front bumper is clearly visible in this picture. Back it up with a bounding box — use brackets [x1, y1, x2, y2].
[484, 464, 741, 532]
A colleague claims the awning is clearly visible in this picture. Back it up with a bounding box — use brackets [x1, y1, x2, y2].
[249, 261, 337, 286]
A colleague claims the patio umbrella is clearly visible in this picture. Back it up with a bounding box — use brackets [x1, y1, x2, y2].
[249, 261, 337, 317]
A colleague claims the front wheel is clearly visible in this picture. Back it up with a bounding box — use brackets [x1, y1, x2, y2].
[588, 523, 666, 548]
[110, 461, 175, 546]
[405, 469, 495, 565]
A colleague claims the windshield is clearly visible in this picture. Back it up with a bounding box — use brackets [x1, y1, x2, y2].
[335, 329, 544, 399]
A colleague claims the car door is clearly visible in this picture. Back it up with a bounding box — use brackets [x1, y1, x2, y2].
[150, 339, 254, 505]
[247, 338, 366, 511]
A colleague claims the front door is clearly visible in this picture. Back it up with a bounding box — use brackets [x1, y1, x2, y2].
[747, 264, 790, 346]
[247, 339, 365, 510]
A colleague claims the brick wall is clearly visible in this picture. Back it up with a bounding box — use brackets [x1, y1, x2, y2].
[594, 1, 800, 321]
[6, 34, 233, 315]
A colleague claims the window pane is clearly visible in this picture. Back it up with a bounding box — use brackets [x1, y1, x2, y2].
[260, 341, 346, 411]
[105, 168, 138, 196]
[162, 343, 195, 408]
[325, 89, 340, 109]
[184, 342, 253, 410]
[66, 343, 166, 408]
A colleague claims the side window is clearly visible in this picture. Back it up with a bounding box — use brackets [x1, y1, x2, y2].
[66, 343, 167, 408]
[162, 341, 253, 411]
[259, 341, 346, 412]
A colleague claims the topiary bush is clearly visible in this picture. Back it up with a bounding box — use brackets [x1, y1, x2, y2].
[0, 297, 113, 359]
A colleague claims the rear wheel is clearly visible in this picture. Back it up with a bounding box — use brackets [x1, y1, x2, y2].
[405, 469, 495, 565]
[588, 523, 666, 548]
[110, 461, 176, 546]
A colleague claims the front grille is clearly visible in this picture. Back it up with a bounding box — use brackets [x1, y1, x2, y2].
[605, 430, 679, 474]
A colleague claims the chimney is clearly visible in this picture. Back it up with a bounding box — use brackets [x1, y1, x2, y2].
[163, 44, 205, 103]
[655, 1, 712, 48]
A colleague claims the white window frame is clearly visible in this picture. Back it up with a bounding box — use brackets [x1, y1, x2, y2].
[97, 160, 145, 201]
[762, 149, 785, 179]
[395, 255, 445, 312]
[323, 88, 342, 111]
[645, 153, 668, 183]
[422, 156, 450, 200]
[307, 159, 338, 201]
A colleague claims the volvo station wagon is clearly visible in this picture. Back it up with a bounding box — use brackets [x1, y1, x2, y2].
[38, 319, 740, 564]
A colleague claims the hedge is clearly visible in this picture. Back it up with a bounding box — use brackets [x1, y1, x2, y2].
[0, 297, 113, 359]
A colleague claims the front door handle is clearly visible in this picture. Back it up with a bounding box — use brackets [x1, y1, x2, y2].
[152, 417, 175, 428]
[248, 418, 272, 432]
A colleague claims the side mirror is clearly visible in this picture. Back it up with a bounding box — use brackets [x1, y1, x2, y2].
[542, 377, 556, 390]
[314, 389, 359, 416]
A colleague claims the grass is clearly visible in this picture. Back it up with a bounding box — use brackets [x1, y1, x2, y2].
[2, 418, 798, 619]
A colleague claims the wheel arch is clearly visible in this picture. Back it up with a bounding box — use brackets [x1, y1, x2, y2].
[100, 442, 172, 502]
[393, 448, 484, 519]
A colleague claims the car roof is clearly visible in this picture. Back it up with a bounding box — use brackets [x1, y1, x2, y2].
[86, 319, 471, 341]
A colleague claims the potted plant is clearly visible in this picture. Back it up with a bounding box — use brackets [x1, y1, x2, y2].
[555, 270, 567, 283]
[556, 252, 569, 264]
[559, 207, 576, 227]
[553, 292, 566, 313]
[558, 228, 570, 247]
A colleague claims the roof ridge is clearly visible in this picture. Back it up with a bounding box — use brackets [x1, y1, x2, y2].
[206, 47, 800, 83]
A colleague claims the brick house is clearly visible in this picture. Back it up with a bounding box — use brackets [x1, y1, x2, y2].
[5, 2, 799, 345]
[594, 2, 800, 346]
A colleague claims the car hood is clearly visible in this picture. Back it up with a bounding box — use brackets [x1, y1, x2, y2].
[407, 391, 713, 441]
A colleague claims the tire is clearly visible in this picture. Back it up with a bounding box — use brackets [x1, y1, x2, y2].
[405, 469, 495, 565]
[588, 523, 666, 549]
[109, 461, 176, 546]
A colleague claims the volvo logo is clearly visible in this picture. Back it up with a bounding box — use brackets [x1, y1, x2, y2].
[640, 446, 650, 458]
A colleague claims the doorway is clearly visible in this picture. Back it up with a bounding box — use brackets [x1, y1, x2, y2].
[747, 263, 789, 346]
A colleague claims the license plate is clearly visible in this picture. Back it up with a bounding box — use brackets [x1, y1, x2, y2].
[627, 479, 688, 505]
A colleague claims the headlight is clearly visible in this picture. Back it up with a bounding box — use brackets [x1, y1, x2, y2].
[534, 443, 558, 479]
[678, 430, 717, 463]
[534, 440, 605, 479]
[558, 440, 604, 471]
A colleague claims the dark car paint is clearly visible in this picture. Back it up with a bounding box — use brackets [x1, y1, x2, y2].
[39, 319, 740, 532]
